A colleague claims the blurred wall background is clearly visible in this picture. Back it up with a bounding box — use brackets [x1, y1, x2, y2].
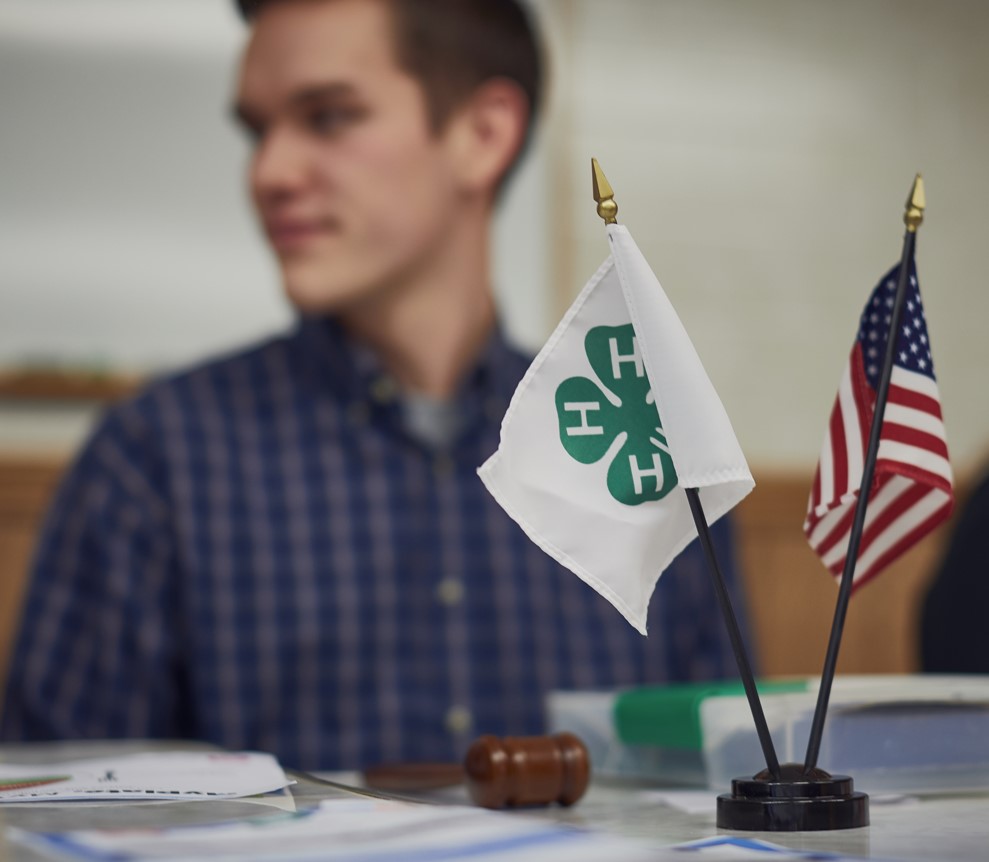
[2, 0, 988, 475]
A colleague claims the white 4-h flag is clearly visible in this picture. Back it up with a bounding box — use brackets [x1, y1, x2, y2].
[478, 224, 754, 634]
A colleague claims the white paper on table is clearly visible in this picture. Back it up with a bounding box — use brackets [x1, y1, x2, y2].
[10, 797, 662, 862]
[638, 788, 722, 815]
[0, 751, 292, 802]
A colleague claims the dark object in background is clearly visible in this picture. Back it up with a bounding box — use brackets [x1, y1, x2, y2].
[921, 472, 989, 673]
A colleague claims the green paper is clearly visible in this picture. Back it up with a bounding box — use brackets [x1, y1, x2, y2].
[615, 679, 809, 751]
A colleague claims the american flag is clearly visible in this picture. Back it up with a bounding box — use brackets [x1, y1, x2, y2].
[804, 261, 953, 589]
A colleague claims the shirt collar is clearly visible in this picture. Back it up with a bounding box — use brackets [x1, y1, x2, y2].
[293, 313, 523, 443]
[294, 314, 383, 399]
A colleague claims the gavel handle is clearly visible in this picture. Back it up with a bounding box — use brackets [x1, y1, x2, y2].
[362, 762, 465, 792]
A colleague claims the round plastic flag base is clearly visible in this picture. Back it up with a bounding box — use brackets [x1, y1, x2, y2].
[717, 763, 869, 831]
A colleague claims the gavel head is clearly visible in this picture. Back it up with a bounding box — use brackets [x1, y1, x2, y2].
[463, 732, 591, 810]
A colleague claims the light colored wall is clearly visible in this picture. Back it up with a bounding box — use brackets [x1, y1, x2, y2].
[0, 0, 289, 370]
[2, 0, 988, 477]
[549, 0, 989, 474]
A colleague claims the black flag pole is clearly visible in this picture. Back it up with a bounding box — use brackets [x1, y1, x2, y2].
[591, 157, 781, 780]
[802, 175, 926, 772]
[684, 488, 781, 779]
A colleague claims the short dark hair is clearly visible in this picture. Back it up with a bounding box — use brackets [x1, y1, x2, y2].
[237, 0, 543, 173]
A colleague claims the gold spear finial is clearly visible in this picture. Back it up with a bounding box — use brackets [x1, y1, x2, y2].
[904, 173, 925, 233]
[591, 158, 618, 225]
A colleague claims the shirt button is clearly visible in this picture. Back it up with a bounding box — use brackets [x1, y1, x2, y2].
[370, 376, 397, 404]
[432, 454, 454, 479]
[346, 402, 370, 426]
[435, 578, 464, 607]
[445, 706, 473, 736]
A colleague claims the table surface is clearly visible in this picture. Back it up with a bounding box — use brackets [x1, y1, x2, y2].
[1, 741, 987, 861]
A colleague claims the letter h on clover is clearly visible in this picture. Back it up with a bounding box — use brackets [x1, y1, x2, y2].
[555, 325, 678, 505]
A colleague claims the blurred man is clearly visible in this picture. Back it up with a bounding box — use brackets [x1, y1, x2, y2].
[1, 0, 747, 770]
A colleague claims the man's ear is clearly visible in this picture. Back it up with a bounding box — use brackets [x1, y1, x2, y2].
[445, 78, 529, 198]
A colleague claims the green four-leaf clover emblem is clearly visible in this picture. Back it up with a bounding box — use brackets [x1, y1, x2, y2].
[555, 324, 678, 505]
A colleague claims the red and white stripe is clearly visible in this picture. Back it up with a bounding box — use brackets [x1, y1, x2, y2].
[804, 346, 953, 590]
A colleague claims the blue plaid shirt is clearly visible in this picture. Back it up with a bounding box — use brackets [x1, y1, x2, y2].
[1, 317, 748, 770]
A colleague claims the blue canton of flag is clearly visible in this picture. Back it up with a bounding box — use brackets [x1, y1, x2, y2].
[804, 261, 954, 590]
[859, 262, 935, 387]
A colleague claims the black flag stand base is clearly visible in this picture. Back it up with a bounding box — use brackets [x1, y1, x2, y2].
[681, 490, 861, 831]
[717, 763, 869, 832]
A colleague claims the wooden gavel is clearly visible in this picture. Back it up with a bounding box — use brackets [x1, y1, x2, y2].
[362, 732, 591, 809]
